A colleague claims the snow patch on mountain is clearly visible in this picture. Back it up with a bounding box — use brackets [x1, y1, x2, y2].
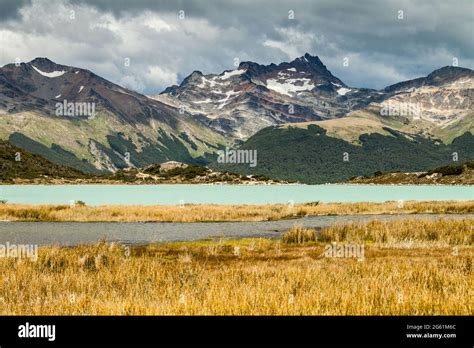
[216, 90, 239, 109]
[32, 65, 66, 78]
[266, 78, 315, 96]
[219, 69, 246, 80]
[192, 98, 212, 104]
[277, 71, 292, 78]
[337, 87, 351, 96]
[197, 76, 219, 89]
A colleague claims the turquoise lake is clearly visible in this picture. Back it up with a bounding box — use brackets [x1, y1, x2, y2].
[0, 184, 472, 205]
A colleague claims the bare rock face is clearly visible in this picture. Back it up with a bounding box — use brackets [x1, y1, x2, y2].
[379, 66, 473, 126]
[159, 161, 188, 172]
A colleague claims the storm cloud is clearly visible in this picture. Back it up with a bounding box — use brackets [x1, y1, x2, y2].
[0, 0, 472, 94]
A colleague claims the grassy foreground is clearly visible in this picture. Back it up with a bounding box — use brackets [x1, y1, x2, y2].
[0, 218, 472, 315]
[0, 200, 473, 222]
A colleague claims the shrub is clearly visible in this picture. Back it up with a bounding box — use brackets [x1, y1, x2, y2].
[142, 164, 161, 175]
[305, 201, 320, 207]
[162, 165, 209, 179]
[428, 165, 464, 176]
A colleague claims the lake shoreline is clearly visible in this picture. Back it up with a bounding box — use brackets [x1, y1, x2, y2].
[1, 214, 472, 246]
[2, 180, 472, 186]
[1, 201, 473, 222]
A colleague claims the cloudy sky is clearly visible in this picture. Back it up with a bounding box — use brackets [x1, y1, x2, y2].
[0, 0, 472, 94]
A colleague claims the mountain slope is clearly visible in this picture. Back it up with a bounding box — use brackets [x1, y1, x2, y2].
[0, 58, 228, 173]
[378, 66, 473, 131]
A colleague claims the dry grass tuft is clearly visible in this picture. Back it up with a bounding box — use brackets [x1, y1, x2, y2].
[319, 218, 473, 247]
[282, 224, 317, 244]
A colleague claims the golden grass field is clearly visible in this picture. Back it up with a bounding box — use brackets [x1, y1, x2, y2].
[0, 200, 473, 222]
[0, 218, 472, 315]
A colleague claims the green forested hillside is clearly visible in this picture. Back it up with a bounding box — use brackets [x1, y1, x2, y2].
[0, 139, 91, 181]
[212, 125, 474, 184]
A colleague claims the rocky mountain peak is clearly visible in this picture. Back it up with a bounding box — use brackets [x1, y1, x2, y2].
[29, 57, 55, 65]
[28, 57, 66, 71]
[283, 53, 343, 85]
[384, 65, 474, 93]
[238, 53, 332, 78]
[290, 53, 325, 68]
[237, 61, 273, 76]
[425, 66, 473, 85]
[181, 70, 204, 85]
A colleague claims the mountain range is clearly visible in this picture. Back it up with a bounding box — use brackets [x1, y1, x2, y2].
[154, 53, 386, 139]
[0, 54, 472, 183]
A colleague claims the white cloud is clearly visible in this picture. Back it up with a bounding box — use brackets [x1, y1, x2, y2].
[119, 75, 146, 92]
[146, 66, 178, 88]
[142, 14, 173, 32]
[0, 0, 234, 94]
[263, 28, 316, 60]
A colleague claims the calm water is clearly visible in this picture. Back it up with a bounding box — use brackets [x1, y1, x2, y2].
[0, 184, 472, 205]
[2, 214, 471, 245]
